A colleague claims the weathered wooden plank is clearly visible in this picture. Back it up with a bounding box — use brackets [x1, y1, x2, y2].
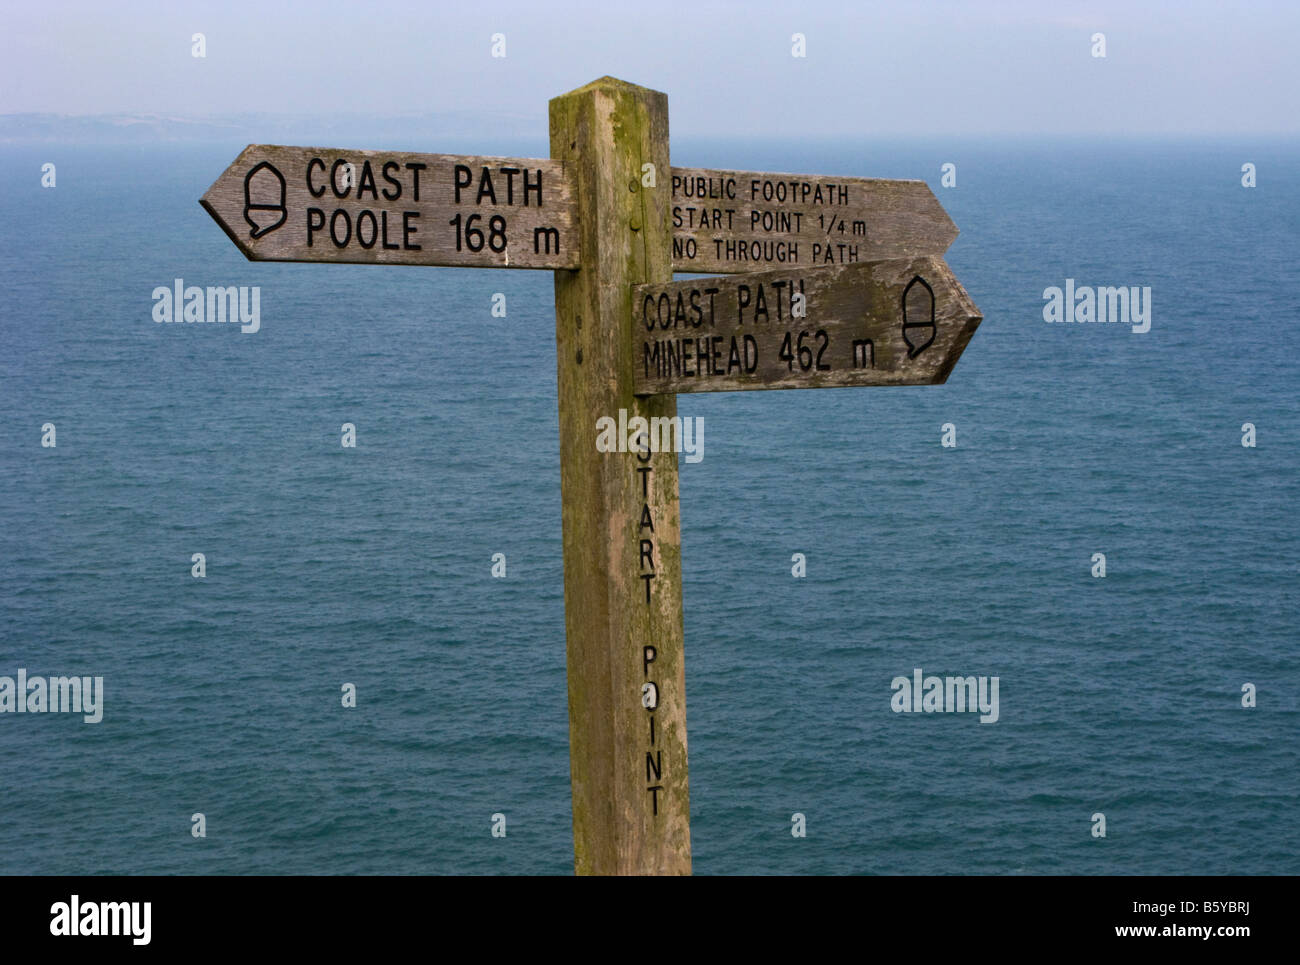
[550, 77, 691, 874]
[201, 145, 578, 269]
[668, 167, 956, 273]
[634, 255, 980, 395]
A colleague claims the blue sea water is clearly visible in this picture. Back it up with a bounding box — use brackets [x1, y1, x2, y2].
[1, 137, 1297, 875]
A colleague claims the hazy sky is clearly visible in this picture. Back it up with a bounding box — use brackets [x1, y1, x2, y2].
[4, 0, 1298, 135]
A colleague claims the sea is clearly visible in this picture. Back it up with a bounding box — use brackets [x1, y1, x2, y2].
[1, 135, 1297, 875]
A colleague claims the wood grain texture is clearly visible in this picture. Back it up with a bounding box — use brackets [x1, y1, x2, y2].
[201, 145, 578, 269]
[634, 256, 981, 395]
[668, 167, 957, 273]
[550, 78, 691, 875]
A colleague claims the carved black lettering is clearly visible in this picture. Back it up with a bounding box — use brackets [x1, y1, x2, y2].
[381, 161, 402, 201]
[453, 164, 472, 203]
[404, 162, 426, 202]
[476, 167, 497, 205]
[306, 207, 325, 246]
[306, 158, 326, 199]
[523, 168, 542, 206]
[356, 160, 378, 201]
[402, 211, 421, 250]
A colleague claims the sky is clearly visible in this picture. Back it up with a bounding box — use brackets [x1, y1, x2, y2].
[3, 0, 1299, 136]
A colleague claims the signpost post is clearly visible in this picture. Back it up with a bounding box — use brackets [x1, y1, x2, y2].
[201, 75, 981, 877]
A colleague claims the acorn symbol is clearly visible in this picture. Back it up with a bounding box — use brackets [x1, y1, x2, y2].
[902, 275, 936, 359]
[243, 160, 286, 239]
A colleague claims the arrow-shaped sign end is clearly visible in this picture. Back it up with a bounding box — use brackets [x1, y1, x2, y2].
[200, 146, 281, 262]
[199, 196, 257, 263]
[919, 182, 960, 255]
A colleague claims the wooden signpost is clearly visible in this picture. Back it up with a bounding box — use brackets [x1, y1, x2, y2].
[202, 76, 981, 877]
[201, 146, 578, 269]
[634, 256, 980, 395]
[668, 167, 958, 273]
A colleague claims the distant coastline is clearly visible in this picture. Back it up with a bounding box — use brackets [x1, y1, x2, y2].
[0, 111, 546, 145]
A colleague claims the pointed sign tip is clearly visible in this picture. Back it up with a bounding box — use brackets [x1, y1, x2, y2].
[199, 196, 257, 262]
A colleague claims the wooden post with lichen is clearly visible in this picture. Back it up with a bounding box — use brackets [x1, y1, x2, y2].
[549, 77, 691, 875]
